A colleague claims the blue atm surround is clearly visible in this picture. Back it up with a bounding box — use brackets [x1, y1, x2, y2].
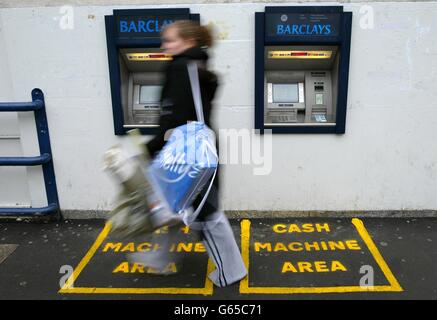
[105, 9, 199, 135]
[255, 6, 352, 134]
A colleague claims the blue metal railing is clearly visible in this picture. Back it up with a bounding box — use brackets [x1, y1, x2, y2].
[0, 88, 60, 218]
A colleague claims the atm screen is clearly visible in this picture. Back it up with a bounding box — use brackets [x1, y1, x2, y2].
[139, 85, 162, 104]
[273, 84, 299, 103]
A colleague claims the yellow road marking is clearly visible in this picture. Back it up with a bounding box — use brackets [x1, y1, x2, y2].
[239, 218, 403, 294]
[59, 222, 112, 291]
[239, 219, 251, 292]
[352, 218, 403, 291]
[59, 222, 214, 295]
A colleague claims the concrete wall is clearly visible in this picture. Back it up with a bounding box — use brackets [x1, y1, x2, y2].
[1, 0, 435, 8]
[0, 2, 436, 213]
[0, 12, 31, 207]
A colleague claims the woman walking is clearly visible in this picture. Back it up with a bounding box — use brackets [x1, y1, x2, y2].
[129, 20, 247, 287]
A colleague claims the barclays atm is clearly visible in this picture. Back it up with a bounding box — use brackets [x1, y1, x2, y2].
[255, 6, 352, 133]
[105, 9, 199, 135]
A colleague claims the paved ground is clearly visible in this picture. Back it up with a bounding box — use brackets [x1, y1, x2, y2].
[0, 217, 436, 300]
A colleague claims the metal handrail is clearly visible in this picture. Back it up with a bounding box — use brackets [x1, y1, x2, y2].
[0, 100, 44, 112]
[0, 154, 52, 166]
[0, 89, 60, 218]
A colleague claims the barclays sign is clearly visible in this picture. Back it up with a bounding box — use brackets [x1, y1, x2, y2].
[119, 18, 174, 33]
[266, 13, 341, 38]
[276, 23, 332, 36]
[115, 14, 190, 39]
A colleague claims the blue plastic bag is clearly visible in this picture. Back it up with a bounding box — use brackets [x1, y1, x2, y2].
[147, 121, 218, 215]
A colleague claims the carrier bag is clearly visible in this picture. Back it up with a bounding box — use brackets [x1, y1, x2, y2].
[102, 129, 180, 238]
[146, 62, 218, 224]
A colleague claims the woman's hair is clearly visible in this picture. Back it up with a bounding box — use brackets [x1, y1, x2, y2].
[164, 20, 214, 48]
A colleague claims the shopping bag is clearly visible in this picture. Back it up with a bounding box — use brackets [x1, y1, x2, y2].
[102, 130, 180, 238]
[146, 122, 217, 213]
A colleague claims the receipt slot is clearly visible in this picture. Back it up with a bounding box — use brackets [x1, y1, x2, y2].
[105, 9, 199, 135]
[255, 6, 352, 133]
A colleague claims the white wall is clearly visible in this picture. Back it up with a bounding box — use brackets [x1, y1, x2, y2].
[0, 2, 436, 212]
[0, 11, 31, 207]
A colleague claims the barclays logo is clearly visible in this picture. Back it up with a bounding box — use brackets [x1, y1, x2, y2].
[119, 19, 174, 33]
[276, 23, 332, 36]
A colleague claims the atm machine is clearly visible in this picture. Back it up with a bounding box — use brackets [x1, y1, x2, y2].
[119, 48, 169, 127]
[105, 9, 199, 135]
[255, 6, 352, 134]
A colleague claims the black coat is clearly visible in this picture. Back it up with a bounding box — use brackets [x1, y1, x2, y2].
[146, 46, 218, 158]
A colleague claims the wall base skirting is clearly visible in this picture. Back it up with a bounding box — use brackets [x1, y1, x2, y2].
[59, 209, 437, 219]
[1, 210, 436, 221]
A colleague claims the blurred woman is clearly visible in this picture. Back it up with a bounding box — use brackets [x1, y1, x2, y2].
[129, 20, 247, 287]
